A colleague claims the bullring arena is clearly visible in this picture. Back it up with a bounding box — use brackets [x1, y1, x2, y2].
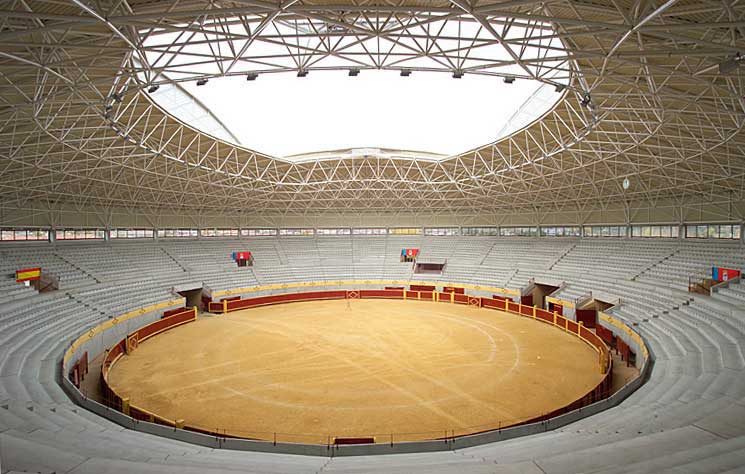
[107, 299, 606, 443]
[2, 1, 745, 473]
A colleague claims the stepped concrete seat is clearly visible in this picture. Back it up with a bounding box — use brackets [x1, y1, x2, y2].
[2, 237, 745, 473]
[526, 426, 722, 474]
[0, 430, 90, 474]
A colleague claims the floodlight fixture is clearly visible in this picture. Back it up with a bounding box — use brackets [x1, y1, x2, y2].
[719, 53, 743, 74]
[581, 92, 592, 107]
[554, 83, 566, 93]
[297, 70, 308, 78]
[147, 85, 159, 93]
[452, 70, 464, 79]
[503, 76, 515, 84]
[400, 69, 411, 77]
[348, 68, 360, 77]
[196, 78, 208, 86]
[246, 73, 259, 81]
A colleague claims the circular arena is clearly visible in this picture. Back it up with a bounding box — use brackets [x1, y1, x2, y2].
[106, 299, 606, 443]
[1, 1, 745, 473]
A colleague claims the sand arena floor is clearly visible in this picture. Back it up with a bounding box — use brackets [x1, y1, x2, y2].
[108, 299, 604, 443]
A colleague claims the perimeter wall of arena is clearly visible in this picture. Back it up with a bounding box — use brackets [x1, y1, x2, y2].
[61, 280, 652, 456]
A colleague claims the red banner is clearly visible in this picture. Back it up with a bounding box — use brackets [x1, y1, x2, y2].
[713, 267, 740, 282]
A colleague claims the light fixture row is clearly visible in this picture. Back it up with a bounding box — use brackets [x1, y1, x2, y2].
[144, 70, 569, 93]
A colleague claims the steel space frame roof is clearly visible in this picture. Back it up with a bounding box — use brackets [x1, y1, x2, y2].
[0, 0, 744, 220]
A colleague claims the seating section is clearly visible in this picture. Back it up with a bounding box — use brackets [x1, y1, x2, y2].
[714, 280, 745, 307]
[0, 247, 96, 289]
[56, 243, 187, 284]
[1, 236, 745, 473]
[636, 240, 745, 290]
[0, 275, 36, 302]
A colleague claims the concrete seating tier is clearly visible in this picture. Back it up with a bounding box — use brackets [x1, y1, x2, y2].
[1, 236, 744, 473]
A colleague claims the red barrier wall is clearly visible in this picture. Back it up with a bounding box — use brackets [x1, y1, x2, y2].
[410, 285, 435, 292]
[576, 309, 597, 328]
[225, 290, 348, 311]
[163, 307, 188, 318]
[78, 352, 89, 381]
[137, 308, 197, 343]
[536, 308, 554, 323]
[567, 320, 579, 334]
[481, 297, 505, 310]
[100, 339, 126, 411]
[334, 437, 376, 445]
[360, 289, 404, 298]
[596, 325, 614, 345]
[555, 314, 568, 329]
[443, 287, 465, 294]
[454, 293, 470, 304]
[162, 307, 187, 318]
[617, 338, 633, 367]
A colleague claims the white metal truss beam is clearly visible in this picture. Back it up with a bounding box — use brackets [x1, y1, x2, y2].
[0, 0, 743, 221]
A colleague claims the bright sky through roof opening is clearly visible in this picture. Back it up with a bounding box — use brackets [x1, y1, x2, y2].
[169, 70, 559, 158]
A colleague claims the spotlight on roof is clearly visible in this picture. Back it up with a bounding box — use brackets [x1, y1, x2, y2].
[719, 53, 743, 74]
[581, 92, 592, 107]
[348, 68, 360, 77]
[400, 69, 411, 77]
[147, 85, 159, 93]
[452, 70, 464, 79]
[554, 83, 566, 93]
[503, 76, 515, 84]
[111, 93, 123, 103]
[246, 73, 259, 81]
[196, 78, 208, 86]
[297, 70, 308, 78]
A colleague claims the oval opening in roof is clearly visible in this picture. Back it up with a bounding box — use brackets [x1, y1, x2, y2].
[141, 13, 569, 159]
[152, 71, 564, 159]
